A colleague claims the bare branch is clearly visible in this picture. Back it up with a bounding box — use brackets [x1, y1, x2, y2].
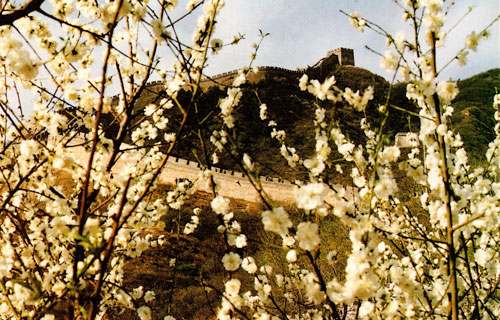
[0, 0, 44, 26]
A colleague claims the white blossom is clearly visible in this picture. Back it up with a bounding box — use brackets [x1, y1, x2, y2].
[242, 257, 257, 274]
[225, 279, 241, 296]
[286, 250, 297, 263]
[243, 153, 254, 171]
[380, 50, 399, 72]
[211, 196, 230, 215]
[349, 12, 366, 32]
[137, 306, 152, 320]
[222, 252, 242, 271]
[151, 19, 170, 43]
[262, 207, 293, 236]
[131, 286, 144, 299]
[304, 157, 325, 176]
[259, 103, 267, 120]
[296, 222, 320, 251]
[144, 290, 156, 303]
[436, 81, 459, 102]
[295, 183, 327, 211]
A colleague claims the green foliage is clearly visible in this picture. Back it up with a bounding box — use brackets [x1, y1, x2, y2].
[452, 68, 500, 161]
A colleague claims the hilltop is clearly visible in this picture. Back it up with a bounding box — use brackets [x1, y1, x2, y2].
[99, 48, 416, 184]
[99, 51, 499, 183]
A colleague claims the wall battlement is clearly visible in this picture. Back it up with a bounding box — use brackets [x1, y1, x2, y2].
[327, 47, 355, 66]
[115, 48, 355, 94]
[204, 65, 304, 82]
[199, 47, 354, 88]
[65, 140, 356, 203]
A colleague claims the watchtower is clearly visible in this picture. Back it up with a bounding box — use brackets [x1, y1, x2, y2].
[328, 48, 355, 66]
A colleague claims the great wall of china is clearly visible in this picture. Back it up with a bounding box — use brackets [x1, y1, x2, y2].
[200, 47, 354, 88]
[199, 65, 305, 88]
[66, 141, 356, 204]
[110, 48, 355, 109]
[98, 48, 359, 203]
[131, 48, 355, 93]
[82, 47, 419, 205]
[153, 155, 357, 203]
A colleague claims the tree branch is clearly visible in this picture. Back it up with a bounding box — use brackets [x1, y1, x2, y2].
[0, 0, 45, 26]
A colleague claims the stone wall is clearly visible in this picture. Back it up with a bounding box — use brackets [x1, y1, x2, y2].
[65, 142, 356, 204]
[199, 47, 355, 89]
[200, 65, 304, 89]
[328, 47, 355, 66]
[110, 48, 355, 95]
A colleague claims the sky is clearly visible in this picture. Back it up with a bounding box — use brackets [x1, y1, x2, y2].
[188, 0, 499, 81]
[14, 0, 500, 116]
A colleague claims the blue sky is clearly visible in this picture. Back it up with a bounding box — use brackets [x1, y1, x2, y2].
[194, 0, 499, 81]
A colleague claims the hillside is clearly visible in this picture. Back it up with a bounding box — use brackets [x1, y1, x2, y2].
[100, 64, 416, 185]
[99, 63, 500, 182]
[64, 62, 500, 320]
[452, 68, 500, 161]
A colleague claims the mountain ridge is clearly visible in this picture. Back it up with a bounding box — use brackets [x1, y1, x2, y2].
[100, 58, 499, 182]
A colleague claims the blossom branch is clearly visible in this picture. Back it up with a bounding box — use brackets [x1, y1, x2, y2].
[0, 0, 44, 26]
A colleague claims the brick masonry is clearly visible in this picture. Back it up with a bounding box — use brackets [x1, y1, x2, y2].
[66, 144, 357, 204]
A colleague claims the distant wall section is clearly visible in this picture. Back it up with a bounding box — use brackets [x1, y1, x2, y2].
[200, 65, 303, 89]
[200, 47, 355, 89]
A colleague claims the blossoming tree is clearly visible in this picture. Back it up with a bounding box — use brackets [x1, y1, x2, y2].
[0, 0, 499, 319]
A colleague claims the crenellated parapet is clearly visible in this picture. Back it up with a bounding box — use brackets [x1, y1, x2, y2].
[65, 141, 359, 203]
[199, 65, 304, 88]
[108, 48, 355, 96]
[146, 80, 166, 87]
[112, 47, 356, 93]
[199, 47, 354, 88]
